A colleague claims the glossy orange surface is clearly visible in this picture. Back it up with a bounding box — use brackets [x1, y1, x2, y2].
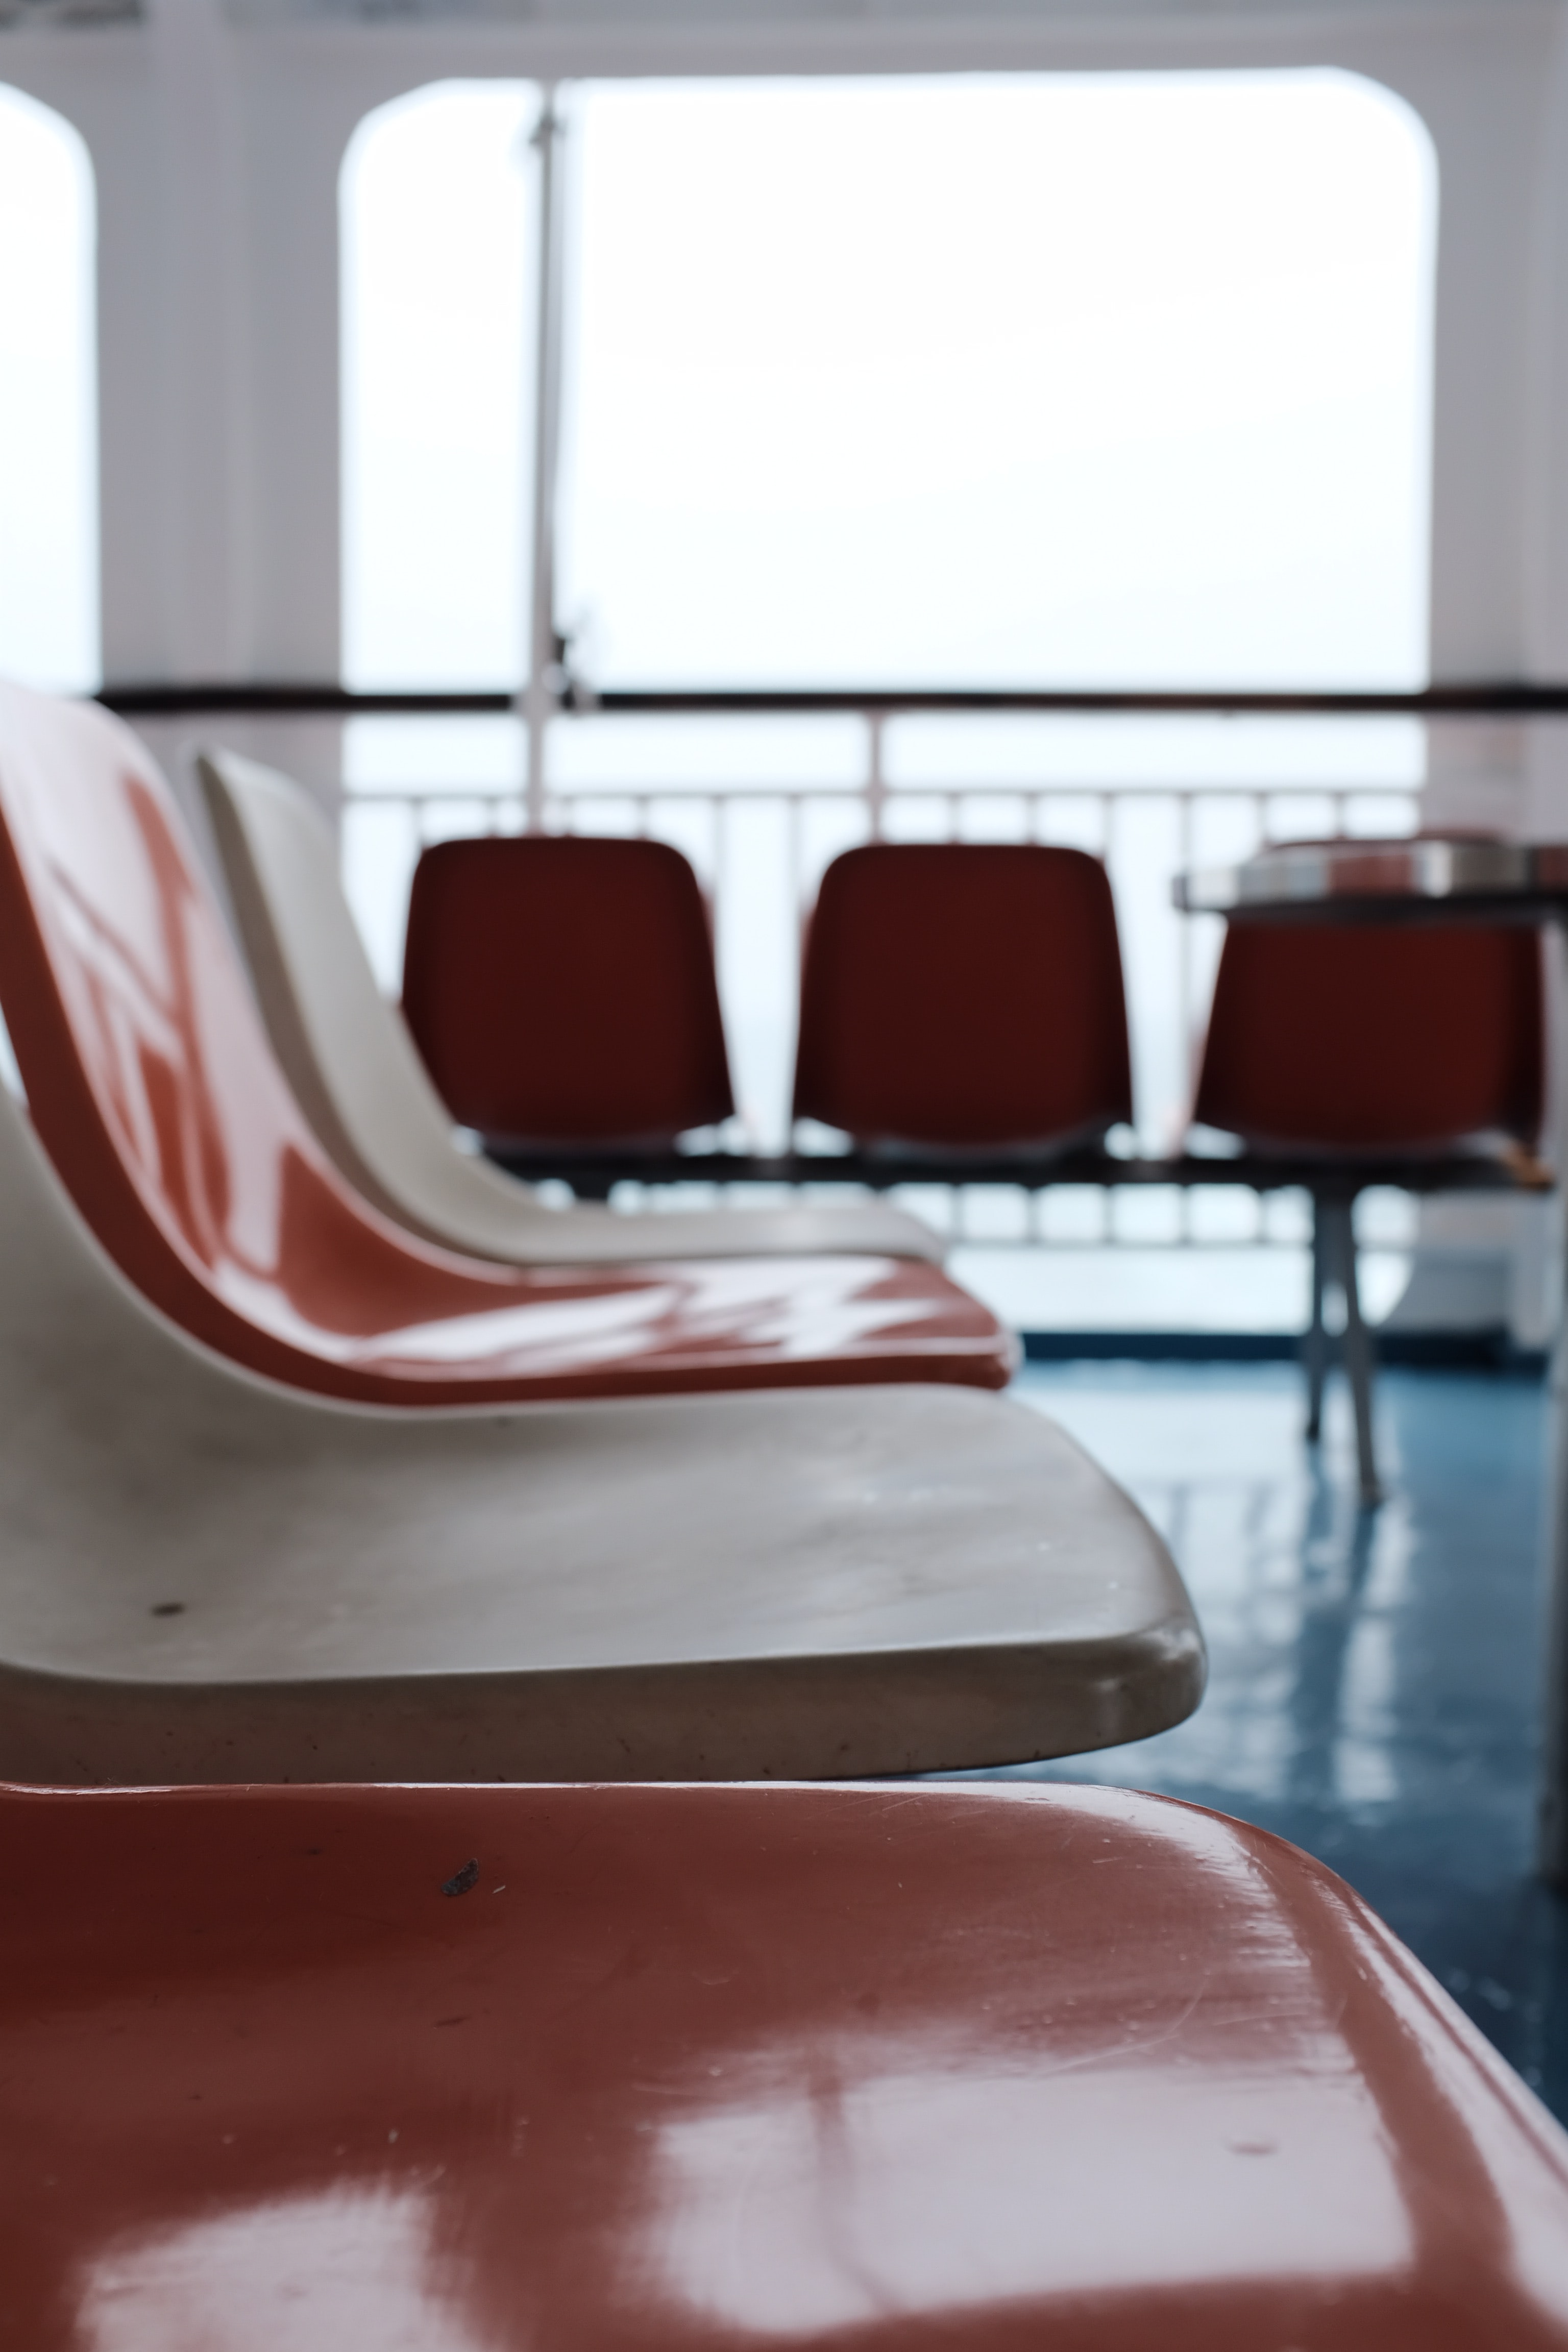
[2, 1779, 1565, 2349]
[0, 690, 1010, 1402]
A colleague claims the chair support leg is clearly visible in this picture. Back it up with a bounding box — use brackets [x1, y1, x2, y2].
[1303, 1198, 1329, 1443]
[1329, 1199, 1382, 1510]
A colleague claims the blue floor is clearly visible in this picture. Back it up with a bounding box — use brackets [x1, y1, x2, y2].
[983, 1361, 1568, 2121]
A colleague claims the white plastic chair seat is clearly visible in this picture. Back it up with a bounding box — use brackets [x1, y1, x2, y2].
[0, 1065, 1203, 1783]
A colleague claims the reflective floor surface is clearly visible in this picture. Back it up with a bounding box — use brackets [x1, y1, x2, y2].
[991, 1361, 1568, 2122]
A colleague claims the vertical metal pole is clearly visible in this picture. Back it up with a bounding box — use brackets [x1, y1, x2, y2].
[522, 87, 566, 835]
[866, 710, 887, 841]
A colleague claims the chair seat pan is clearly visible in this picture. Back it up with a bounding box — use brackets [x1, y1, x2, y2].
[0, 1379, 1198, 1784]
[130, 1242, 1012, 1406]
[5, 1779, 1567, 2349]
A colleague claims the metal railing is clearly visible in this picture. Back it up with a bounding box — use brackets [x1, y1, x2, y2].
[337, 752, 1424, 1270]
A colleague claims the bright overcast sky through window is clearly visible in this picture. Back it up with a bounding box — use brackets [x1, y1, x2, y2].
[0, 84, 97, 694]
[342, 80, 538, 692]
[344, 70, 1435, 693]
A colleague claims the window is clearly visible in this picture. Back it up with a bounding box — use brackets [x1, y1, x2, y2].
[560, 72, 1435, 691]
[337, 69, 1436, 1328]
[0, 83, 97, 692]
[341, 80, 537, 691]
[344, 70, 1435, 693]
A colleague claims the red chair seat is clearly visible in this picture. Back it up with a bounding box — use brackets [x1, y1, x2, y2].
[3, 1778, 1565, 2347]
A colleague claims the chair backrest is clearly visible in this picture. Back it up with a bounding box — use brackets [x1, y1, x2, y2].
[793, 843, 1134, 1147]
[1194, 909, 1545, 1150]
[198, 747, 947, 1266]
[197, 747, 512, 1236]
[0, 684, 1012, 1402]
[402, 835, 735, 1145]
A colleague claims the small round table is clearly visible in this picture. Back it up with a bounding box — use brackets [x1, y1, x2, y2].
[1175, 836, 1568, 1884]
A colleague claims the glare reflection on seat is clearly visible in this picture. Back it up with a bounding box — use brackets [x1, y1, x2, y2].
[78, 2185, 484, 2352]
[647, 2056, 1412, 2334]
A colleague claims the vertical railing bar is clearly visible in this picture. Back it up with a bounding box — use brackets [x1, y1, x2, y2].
[788, 792, 805, 922]
[786, 792, 806, 1152]
[1177, 787, 1195, 1168]
[866, 710, 887, 842]
[522, 89, 566, 838]
[713, 787, 732, 1144]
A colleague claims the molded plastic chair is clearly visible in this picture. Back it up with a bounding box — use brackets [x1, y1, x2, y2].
[0, 856, 1201, 1782]
[196, 747, 944, 1265]
[0, 687, 1002, 1408]
[1193, 896, 1546, 1505]
[6, 1777, 1567, 2347]
[793, 843, 1134, 1149]
[404, 830, 731, 1147]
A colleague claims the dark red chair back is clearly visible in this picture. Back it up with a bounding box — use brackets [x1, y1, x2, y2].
[1194, 918, 1544, 1149]
[793, 843, 1134, 1148]
[402, 836, 734, 1144]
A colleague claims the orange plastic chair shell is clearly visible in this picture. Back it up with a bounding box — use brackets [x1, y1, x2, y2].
[0, 690, 1012, 1405]
[402, 833, 736, 1143]
[794, 842, 1135, 1147]
[4, 1777, 1567, 2349]
[1194, 913, 1545, 1151]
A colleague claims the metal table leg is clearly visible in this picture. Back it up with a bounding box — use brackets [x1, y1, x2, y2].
[1304, 1197, 1329, 1443]
[1331, 1197, 1382, 1512]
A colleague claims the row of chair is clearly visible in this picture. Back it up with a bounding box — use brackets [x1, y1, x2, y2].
[0, 685, 1200, 1782]
[200, 749, 1550, 1509]
[0, 689, 1562, 2343]
[393, 827, 1544, 1171]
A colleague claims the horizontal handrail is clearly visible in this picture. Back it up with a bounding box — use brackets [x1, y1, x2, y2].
[347, 781, 1422, 805]
[97, 681, 1568, 719]
[486, 1143, 1554, 1201]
